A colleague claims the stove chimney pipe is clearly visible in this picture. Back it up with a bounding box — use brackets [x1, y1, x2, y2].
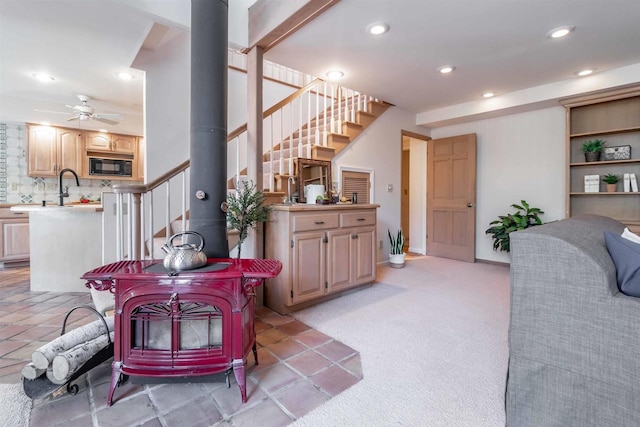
[189, 0, 229, 257]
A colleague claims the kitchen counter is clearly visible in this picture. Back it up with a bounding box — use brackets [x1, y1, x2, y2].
[270, 203, 380, 212]
[11, 203, 102, 292]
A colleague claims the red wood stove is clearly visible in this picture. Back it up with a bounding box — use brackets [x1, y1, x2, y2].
[82, 258, 281, 406]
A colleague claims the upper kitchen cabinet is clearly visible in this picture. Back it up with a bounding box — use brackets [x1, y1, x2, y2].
[85, 131, 136, 155]
[27, 125, 82, 177]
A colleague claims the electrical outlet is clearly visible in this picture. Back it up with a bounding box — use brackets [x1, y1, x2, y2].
[387, 184, 393, 192]
[46, 183, 56, 191]
[10, 183, 18, 191]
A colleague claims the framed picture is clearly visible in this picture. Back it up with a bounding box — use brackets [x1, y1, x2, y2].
[603, 145, 631, 161]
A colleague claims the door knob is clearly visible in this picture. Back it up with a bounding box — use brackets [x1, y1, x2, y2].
[467, 203, 474, 208]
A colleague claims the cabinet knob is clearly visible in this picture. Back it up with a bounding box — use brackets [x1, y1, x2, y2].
[351, 234, 358, 239]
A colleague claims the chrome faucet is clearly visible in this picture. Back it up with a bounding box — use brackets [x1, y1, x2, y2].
[58, 168, 80, 206]
[286, 176, 296, 204]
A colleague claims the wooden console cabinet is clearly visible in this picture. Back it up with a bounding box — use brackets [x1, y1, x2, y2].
[265, 204, 378, 314]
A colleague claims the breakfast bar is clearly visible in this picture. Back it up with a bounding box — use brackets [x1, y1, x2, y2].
[11, 204, 103, 292]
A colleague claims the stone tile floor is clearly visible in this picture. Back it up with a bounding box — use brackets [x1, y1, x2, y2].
[0, 267, 362, 426]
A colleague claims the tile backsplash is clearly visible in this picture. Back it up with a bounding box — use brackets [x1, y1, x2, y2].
[0, 122, 113, 204]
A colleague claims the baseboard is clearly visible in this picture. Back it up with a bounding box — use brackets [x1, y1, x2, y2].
[476, 258, 510, 268]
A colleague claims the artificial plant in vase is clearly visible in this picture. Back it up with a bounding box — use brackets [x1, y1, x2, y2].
[388, 228, 406, 268]
[485, 200, 544, 253]
[602, 173, 619, 192]
[226, 180, 271, 258]
[582, 139, 605, 162]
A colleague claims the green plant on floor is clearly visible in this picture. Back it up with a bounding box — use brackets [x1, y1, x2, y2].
[485, 200, 544, 253]
[388, 228, 405, 255]
[226, 180, 271, 258]
[602, 173, 619, 184]
[581, 139, 605, 153]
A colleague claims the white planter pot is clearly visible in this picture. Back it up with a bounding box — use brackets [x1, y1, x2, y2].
[389, 253, 406, 268]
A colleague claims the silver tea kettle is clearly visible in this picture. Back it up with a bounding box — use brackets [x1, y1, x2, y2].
[161, 231, 207, 271]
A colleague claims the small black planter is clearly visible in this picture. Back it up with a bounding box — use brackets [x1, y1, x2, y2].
[584, 151, 601, 162]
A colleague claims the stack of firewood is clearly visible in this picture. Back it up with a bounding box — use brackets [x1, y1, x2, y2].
[22, 316, 114, 385]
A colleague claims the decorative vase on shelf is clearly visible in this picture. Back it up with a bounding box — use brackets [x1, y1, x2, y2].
[585, 151, 601, 162]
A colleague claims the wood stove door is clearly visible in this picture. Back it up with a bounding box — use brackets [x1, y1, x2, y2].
[121, 292, 233, 372]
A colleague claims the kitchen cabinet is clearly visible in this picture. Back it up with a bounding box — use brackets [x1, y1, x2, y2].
[561, 85, 640, 232]
[265, 204, 378, 314]
[85, 132, 136, 155]
[0, 208, 29, 265]
[27, 125, 82, 177]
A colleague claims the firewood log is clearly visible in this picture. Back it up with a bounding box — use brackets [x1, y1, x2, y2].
[21, 362, 46, 380]
[51, 332, 114, 382]
[46, 367, 67, 385]
[32, 316, 114, 369]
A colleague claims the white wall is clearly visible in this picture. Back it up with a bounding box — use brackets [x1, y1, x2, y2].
[430, 106, 567, 263]
[332, 106, 430, 263]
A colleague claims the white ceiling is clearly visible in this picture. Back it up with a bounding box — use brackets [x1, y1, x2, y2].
[1, 0, 639, 136]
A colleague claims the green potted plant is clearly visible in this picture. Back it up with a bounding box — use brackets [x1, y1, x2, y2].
[602, 173, 619, 192]
[582, 139, 605, 162]
[226, 180, 271, 258]
[485, 200, 544, 253]
[388, 228, 406, 268]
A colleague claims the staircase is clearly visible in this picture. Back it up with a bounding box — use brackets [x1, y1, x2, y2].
[106, 77, 389, 263]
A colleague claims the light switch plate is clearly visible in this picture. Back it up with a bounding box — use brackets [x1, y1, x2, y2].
[387, 184, 393, 192]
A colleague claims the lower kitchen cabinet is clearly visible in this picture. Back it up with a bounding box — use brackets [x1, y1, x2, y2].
[0, 208, 29, 265]
[265, 204, 378, 314]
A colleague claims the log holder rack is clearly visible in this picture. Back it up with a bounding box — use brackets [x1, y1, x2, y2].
[22, 305, 114, 400]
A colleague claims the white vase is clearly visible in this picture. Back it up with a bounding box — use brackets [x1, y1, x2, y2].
[389, 253, 406, 268]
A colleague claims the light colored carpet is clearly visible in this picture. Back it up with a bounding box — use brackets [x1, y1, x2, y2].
[291, 256, 510, 427]
[0, 383, 31, 427]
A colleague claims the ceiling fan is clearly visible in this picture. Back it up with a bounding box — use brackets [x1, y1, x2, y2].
[35, 95, 123, 125]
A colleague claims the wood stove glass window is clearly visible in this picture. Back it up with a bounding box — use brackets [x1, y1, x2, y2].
[131, 302, 223, 351]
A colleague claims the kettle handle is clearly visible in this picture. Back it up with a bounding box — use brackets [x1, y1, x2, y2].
[167, 231, 205, 251]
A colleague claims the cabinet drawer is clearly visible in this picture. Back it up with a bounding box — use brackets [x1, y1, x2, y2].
[340, 211, 375, 228]
[293, 214, 339, 232]
[0, 208, 28, 219]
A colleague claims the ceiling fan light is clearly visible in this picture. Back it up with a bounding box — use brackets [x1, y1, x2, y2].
[32, 73, 55, 82]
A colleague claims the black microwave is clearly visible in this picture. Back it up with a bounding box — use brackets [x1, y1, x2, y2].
[89, 157, 133, 177]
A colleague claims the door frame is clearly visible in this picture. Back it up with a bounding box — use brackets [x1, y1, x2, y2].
[401, 130, 430, 255]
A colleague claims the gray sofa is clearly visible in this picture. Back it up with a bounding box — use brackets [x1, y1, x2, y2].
[506, 214, 640, 426]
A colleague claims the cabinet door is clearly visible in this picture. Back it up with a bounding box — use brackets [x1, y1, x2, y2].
[27, 125, 57, 176]
[327, 229, 353, 292]
[57, 129, 83, 174]
[291, 231, 325, 304]
[0, 219, 30, 261]
[353, 227, 376, 285]
[112, 134, 136, 154]
[85, 132, 112, 151]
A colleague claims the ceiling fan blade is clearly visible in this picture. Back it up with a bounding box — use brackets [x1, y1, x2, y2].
[93, 117, 119, 125]
[66, 116, 79, 122]
[34, 108, 71, 115]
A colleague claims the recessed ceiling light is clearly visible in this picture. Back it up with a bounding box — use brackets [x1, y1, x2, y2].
[326, 70, 344, 80]
[32, 73, 55, 82]
[548, 26, 575, 39]
[40, 122, 51, 126]
[483, 92, 495, 98]
[438, 65, 455, 74]
[118, 72, 134, 80]
[577, 69, 593, 77]
[99, 129, 109, 133]
[366, 22, 389, 35]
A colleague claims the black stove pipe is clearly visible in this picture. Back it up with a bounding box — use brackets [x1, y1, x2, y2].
[189, 0, 229, 257]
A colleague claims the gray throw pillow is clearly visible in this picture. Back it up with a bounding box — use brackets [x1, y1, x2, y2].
[604, 231, 640, 297]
